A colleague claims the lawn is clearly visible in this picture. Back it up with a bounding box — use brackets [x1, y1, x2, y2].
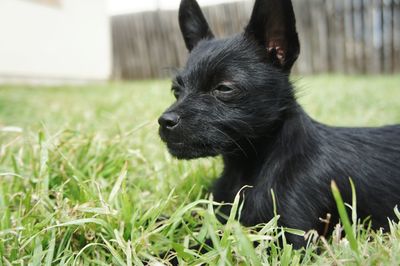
[0, 75, 400, 265]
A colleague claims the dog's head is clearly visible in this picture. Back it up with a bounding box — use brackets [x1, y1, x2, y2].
[159, 0, 300, 159]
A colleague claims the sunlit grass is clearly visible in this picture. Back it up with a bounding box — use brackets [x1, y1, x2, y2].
[0, 75, 399, 264]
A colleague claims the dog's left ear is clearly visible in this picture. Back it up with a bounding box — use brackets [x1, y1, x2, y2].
[245, 0, 300, 72]
[179, 0, 214, 51]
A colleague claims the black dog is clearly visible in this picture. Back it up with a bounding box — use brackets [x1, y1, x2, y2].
[158, 0, 400, 248]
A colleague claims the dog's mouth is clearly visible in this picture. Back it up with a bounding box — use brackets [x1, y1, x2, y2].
[159, 129, 218, 159]
[165, 140, 214, 159]
[165, 140, 206, 149]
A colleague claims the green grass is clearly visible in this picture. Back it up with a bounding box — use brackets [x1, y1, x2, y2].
[0, 75, 399, 265]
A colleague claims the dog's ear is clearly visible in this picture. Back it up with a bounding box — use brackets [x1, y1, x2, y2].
[245, 0, 300, 72]
[179, 0, 214, 51]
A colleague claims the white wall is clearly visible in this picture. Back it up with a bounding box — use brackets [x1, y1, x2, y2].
[0, 0, 111, 83]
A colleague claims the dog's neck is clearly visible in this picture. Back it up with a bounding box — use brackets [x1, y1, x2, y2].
[213, 102, 319, 225]
[221, 103, 318, 182]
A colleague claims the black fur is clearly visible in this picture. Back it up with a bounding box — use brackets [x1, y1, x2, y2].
[158, 0, 400, 248]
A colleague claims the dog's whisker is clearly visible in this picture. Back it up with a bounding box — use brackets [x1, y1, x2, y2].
[210, 125, 249, 158]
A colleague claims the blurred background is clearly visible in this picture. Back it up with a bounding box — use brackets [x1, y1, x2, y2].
[0, 0, 399, 84]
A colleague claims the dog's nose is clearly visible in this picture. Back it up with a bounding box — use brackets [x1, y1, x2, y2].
[158, 112, 181, 130]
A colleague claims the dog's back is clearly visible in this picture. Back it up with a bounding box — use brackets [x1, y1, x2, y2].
[324, 124, 400, 223]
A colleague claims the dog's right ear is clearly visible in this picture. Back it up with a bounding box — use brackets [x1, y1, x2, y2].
[244, 0, 300, 72]
[179, 0, 214, 51]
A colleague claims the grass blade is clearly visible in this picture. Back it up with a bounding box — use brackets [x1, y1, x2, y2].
[233, 224, 262, 266]
[108, 161, 128, 203]
[349, 178, 357, 235]
[44, 230, 56, 266]
[331, 181, 358, 254]
[30, 237, 43, 266]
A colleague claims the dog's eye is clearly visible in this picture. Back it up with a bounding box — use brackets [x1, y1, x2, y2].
[171, 87, 181, 99]
[213, 84, 237, 100]
[215, 85, 233, 93]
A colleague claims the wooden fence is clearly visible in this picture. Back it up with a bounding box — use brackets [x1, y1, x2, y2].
[111, 0, 400, 80]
